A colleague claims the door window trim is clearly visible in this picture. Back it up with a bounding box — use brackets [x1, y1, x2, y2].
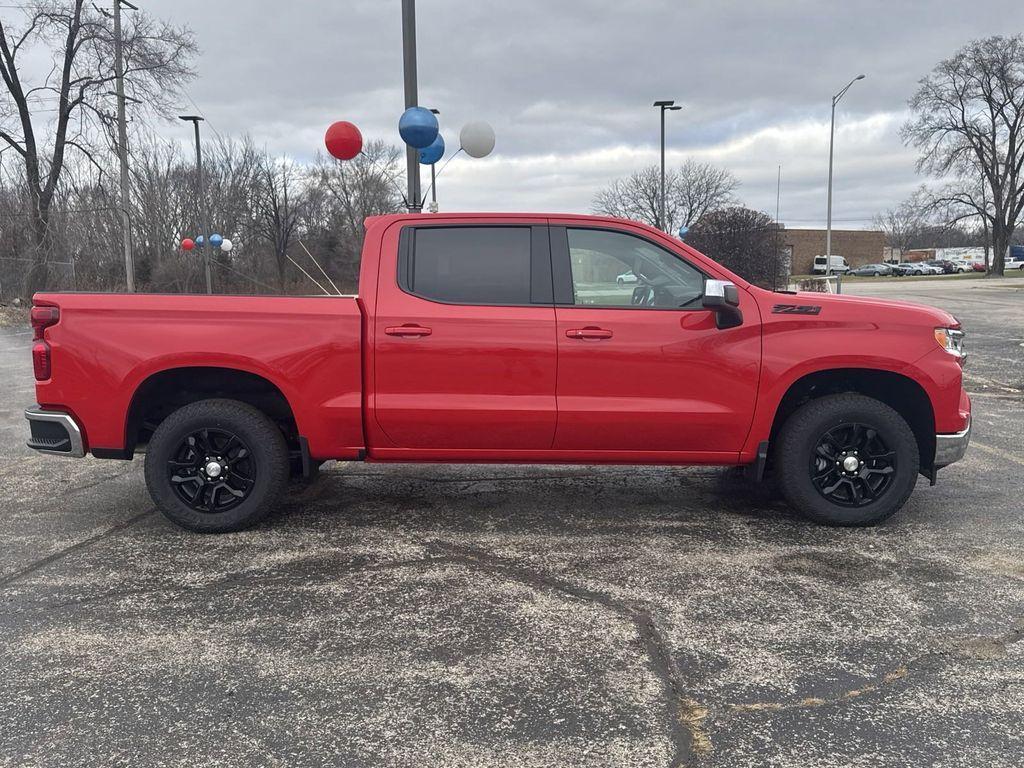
[549, 225, 710, 311]
[397, 224, 554, 308]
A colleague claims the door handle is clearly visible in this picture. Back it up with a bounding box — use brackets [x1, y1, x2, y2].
[566, 327, 613, 340]
[385, 324, 432, 337]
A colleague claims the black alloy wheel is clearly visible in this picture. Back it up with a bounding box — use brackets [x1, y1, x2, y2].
[809, 422, 896, 507]
[168, 427, 255, 513]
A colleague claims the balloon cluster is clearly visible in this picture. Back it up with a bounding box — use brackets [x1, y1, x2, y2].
[323, 109, 495, 168]
[181, 234, 234, 252]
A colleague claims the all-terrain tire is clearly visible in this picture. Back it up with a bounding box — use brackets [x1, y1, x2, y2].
[776, 394, 920, 526]
[145, 399, 289, 533]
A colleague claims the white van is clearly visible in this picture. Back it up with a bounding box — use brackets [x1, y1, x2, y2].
[811, 255, 850, 274]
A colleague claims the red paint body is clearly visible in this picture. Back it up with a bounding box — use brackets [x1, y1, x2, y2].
[32, 213, 970, 467]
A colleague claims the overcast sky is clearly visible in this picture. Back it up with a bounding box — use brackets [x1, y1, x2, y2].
[157, 0, 1022, 228]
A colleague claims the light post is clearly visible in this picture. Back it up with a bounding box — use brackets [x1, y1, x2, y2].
[113, 0, 138, 292]
[428, 108, 440, 211]
[826, 74, 865, 293]
[401, 0, 421, 212]
[653, 100, 682, 232]
[179, 115, 212, 294]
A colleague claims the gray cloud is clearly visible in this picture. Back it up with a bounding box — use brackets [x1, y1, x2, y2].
[160, 0, 1023, 226]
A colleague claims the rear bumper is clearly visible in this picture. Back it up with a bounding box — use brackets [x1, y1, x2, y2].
[25, 406, 85, 458]
[934, 415, 971, 468]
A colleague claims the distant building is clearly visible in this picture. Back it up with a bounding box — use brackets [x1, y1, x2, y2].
[780, 228, 887, 275]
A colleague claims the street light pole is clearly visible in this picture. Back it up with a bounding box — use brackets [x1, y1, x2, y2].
[179, 115, 212, 294]
[653, 100, 682, 231]
[401, 0, 421, 213]
[826, 74, 865, 293]
[428, 107, 439, 212]
[113, 0, 138, 292]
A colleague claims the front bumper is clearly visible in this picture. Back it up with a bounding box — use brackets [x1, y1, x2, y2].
[25, 406, 85, 458]
[934, 415, 971, 468]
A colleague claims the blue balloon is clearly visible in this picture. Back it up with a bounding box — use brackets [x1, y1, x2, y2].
[195, 235, 205, 247]
[677, 225, 689, 239]
[210, 233, 224, 248]
[418, 134, 445, 165]
[399, 107, 439, 149]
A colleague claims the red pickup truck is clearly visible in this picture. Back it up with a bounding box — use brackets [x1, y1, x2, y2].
[26, 213, 971, 532]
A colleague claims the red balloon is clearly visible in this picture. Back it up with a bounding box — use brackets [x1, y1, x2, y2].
[325, 121, 363, 160]
[181, 238, 195, 251]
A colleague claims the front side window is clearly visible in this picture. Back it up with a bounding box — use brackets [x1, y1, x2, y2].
[566, 228, 705, 309]
[408, 227, 533, 304]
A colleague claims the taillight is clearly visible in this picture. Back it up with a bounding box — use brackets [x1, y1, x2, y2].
[30, 305, 58, 380]
[32, 341, 51, 380]
[31, 305, 59, 340]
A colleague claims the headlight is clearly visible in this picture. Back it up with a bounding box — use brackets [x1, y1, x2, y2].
[934, 327, 965, 360]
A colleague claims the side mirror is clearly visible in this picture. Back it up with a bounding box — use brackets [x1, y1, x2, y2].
[703, 279, 740, 308]
[702, 279, 743, 329]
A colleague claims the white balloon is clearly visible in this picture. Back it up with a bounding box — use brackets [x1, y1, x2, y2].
[460, 120, 495, 158]
[220, 238, 233, 252]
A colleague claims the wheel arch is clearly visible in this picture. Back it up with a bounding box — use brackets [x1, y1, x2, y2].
[768, 368, 936, 471]
[124, 366, 300, 456]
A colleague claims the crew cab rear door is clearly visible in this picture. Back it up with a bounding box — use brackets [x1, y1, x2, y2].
[371, 222, 557, 452]
[549, 224, 761, 456]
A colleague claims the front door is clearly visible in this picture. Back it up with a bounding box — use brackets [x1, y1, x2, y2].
[550, 225, 760, 455]
[373, 223, 557, 451]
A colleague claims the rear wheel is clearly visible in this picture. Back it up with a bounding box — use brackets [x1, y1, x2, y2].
[145, 399, 289, 533]
[776, 394, 919, 526]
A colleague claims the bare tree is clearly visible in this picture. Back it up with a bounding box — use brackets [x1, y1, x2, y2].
[592, 165, 663, 230]
[873, 189, 931, 258]
[902, 35, 1024, 277]
[685, 206, 786, 289]
[305, 140, 403, 290]
[593, 160, 737, 234]
[254, 156, 304, 291]
[0, 0, 196, 294]
[672, 159, 740, 229]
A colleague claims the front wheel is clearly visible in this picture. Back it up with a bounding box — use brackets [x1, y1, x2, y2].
[775, 394, 919, 526]
[145, 399, 289, 533]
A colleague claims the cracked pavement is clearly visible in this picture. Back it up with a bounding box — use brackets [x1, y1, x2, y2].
[1, 278, 1022, 767]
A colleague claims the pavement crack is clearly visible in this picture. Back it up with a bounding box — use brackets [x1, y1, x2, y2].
[425, 541, 709, 767]
[729, 619, 1024, 714]
[0, 509, 154, 588]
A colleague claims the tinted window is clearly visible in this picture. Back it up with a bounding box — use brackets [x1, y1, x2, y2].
[566, 228, 705, 309]
[409, 227, 532, 304]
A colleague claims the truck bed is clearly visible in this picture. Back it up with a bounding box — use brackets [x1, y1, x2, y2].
[32, 293, 365, 460]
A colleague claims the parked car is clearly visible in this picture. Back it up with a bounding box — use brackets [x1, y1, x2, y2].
[972, 262, 987, 272]
[919, 262, 946, 275]
[25, 212, 971, 532]
[944, 259, 972, 274]
[811, 254, 850, 274]
[616, 270, 638, 284]
[893, 262, 927, 276]
[1005, 255, 1024, 270]
[849, 263, 893, 277]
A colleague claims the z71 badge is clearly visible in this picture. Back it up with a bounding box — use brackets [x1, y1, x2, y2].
[772, 304, 822, 315]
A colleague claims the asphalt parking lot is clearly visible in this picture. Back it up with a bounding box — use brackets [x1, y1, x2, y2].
[1, 279, 1022, 768]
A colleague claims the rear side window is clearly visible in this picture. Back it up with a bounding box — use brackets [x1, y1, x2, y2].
[403, 227, 534, 305]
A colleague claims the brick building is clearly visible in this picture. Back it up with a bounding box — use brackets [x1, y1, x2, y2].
[780, 228, 887, 275]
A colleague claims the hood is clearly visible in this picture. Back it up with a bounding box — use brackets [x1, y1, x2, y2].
[759, 288, 959, 328]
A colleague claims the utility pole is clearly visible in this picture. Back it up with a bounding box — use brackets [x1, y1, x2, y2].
[653, 100, 681, 231]
[428, 107, 439, 212]
[401, 0, 421, 212]
[826, 74, 865, 294]
[179, 115, 212, 294]
[113, 0, 138, 292]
